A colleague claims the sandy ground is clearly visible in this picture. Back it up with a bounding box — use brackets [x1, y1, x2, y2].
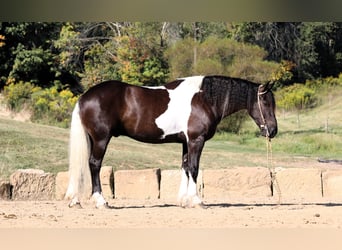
[1, 198, 342, 228]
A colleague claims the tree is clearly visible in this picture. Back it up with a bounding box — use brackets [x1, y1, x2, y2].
[295, 22, 342, 80]
[231, 22, 300, 62]
[79, 23, 170, 87]
[0, 22, 62, 88]
[165, 36, 279, 83]
[230, 22, 342, 84]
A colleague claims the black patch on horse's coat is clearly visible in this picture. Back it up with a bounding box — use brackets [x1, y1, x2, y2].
[164, 79, 183, 90]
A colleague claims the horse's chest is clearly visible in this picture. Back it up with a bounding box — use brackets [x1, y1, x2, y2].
[155, 76, 204, 141]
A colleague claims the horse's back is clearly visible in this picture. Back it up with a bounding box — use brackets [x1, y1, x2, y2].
[80, 80, 127, 100]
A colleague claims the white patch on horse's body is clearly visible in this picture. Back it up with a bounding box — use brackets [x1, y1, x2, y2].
[155, 76, 204, 141]
[142, 85, 166, 90]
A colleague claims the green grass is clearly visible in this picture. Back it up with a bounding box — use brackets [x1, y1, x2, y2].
[1, 88, 342, 179]
[0, 118, 69, 178]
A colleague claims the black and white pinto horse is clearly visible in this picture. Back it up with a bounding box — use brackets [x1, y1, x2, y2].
[65, 75, 277, 208]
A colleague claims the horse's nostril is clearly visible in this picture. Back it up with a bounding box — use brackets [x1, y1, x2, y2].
[269, 127, 278, 138]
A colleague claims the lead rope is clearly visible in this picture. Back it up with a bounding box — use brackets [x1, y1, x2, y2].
[258, 90, 281, 205]
[266, 136, 282, 205]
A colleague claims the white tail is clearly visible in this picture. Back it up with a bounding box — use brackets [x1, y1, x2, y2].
[65, 102, 92, 201]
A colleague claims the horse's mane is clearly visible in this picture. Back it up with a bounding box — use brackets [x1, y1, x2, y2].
[201, 75, 259, 116]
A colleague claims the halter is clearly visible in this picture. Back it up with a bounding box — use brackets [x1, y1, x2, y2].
[257, 89, 270, 138]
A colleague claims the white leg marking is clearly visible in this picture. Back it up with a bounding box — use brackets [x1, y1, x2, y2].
[188, 174, 202, 207]
[178, 169, 189, 205]
[92, 192, 108, 209]
[187, 174, 197, 197]
[177, 169, 202, 207]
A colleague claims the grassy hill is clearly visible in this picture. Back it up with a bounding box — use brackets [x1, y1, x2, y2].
[1, 89, 341, 179]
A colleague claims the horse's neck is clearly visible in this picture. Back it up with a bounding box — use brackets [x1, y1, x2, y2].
[220, 82, 254, 119]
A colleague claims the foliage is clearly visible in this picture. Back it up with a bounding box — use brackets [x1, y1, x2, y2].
[305, 73, 342, 90]
[115, 35, 168, 86]
[270, 60, 295, 88]
[231, 22, 342, 83]
[276, 83, 317, 111]
[0, 34, 4, 47]
[82, 40, 120, 89]
[8, 45, 55, 87]
[164, 37, 196, 79]
[31, 87, 78, 127]
[216, 110, 248, 133]
[0, 22, 62, 89]
[166, 36, 279, 83]
[53, 22, 82, 77]
[3, 80, 78, 127]
[3, 81, 37, 111]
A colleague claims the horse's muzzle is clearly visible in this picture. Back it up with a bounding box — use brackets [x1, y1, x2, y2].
[261, 125, 277, 139]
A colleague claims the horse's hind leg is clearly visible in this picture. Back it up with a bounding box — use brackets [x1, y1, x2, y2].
[178, 142, 189, 206]
[186, 136, 205, 207]
[89, 136, 111, 208]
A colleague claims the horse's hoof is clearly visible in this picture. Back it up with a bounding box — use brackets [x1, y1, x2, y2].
[96, 202, 109, 209]
[178, 198, 205, 209]
[193, 202, 207, 209]
[178, 197, 189, 208]
[68, 202, 83, 209]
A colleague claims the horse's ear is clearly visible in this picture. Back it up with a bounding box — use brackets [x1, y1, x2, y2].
[258, 81, 274, 94]
[267, 80, 275, 90]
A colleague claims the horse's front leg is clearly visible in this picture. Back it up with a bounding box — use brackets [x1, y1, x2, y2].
[178, 137, 205, 208]
[89, 138, 110, 209]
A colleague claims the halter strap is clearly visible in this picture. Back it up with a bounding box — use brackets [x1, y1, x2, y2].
[257, 90, 270, 138]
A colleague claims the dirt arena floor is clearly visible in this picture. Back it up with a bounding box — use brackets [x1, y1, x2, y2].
[1, 198, 342, 228]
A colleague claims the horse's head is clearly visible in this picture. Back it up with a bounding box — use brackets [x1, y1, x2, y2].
[249, 82, 278, 139]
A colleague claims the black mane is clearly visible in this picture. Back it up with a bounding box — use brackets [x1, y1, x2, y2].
[202, 75, 259, 116]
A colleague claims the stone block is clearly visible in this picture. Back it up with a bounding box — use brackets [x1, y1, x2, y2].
[322, 169, 342, 201]
[114, 168, 161, 199]
[0, 180, 11, 200]
[202, 167, 272, 202]
[100, 166, 114, 200]
[10, 169, 55, 200]
[55, 166, 114, 200]
[55, 171, 69, 200]
[273, 168, 322, 203]
[160, 169, 203, 201]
